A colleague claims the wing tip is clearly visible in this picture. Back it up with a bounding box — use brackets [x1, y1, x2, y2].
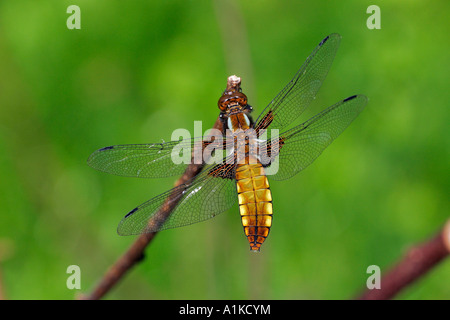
[117, 207, 139, 236]
[320, 33, 342, 46]
[99, 146, 114, 151]
[124, 207, 139, 218]
[343, 95, 357, 102]
[87, 145, 114, 166]
[344, 94, 369, 103]
[342, 95, 368, 114]
[319, 35, 329, 46]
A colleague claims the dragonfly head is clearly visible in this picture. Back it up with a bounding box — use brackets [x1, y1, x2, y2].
[218, 91, 248, 112]
[218, 75, 248, 112]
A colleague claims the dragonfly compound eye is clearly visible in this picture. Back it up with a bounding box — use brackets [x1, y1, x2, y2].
[218, 92, 248, 111]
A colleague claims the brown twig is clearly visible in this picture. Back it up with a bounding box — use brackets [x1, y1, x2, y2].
[357, 219, 450, 300]
[80, 79, 237, 300]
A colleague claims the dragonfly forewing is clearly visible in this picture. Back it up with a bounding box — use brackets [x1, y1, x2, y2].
[87, 136, 226, 179]
[255, 33, 342, 133]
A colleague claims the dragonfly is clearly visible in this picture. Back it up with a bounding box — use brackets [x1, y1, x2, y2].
[88, 33, 367, 252]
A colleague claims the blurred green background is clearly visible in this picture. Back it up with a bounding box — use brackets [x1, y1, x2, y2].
[0, 0, 448, 300]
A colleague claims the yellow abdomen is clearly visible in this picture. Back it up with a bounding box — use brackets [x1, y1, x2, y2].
[236, 162, 273, 252]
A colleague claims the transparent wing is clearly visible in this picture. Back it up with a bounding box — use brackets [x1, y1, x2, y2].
[117, 161, 237, 235]
[255, 33, 341, 133]
[260, 95, 367, 181]
[87, 136, 226, 179]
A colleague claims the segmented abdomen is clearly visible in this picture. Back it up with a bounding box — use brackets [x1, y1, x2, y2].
[235, 162, 273, 252]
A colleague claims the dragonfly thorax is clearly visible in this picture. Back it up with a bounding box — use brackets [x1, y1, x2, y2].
[227, 113, 251, 132]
